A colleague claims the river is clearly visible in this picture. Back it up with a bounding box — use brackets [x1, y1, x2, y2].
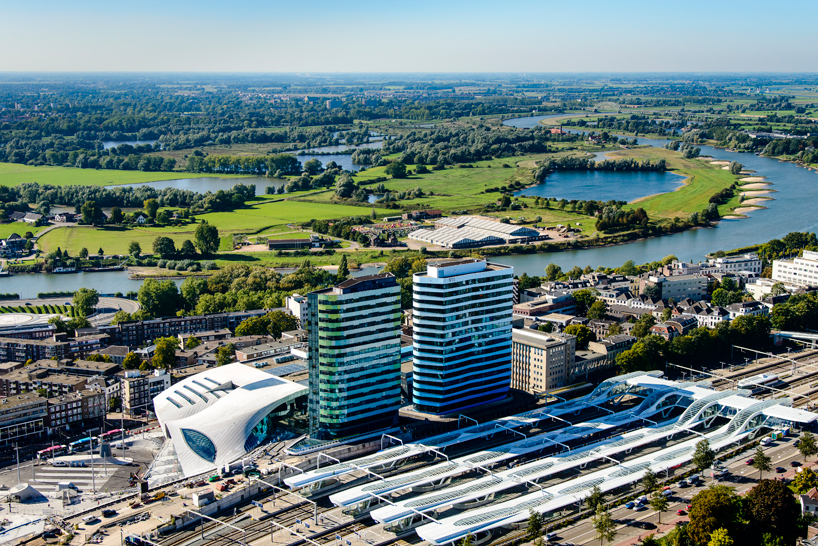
[3, 266, 383, 299]
[494, 115, 818, 274]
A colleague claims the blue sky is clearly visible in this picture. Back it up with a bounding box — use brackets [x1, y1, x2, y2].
[2, 0, 815, 72]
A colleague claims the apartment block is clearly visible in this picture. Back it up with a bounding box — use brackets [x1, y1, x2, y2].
[511, 329, 576, 394]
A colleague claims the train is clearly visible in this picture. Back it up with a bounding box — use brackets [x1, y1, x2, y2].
[736, 373, 783, 394]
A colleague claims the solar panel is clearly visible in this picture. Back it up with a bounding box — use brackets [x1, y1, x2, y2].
[268, 363, 307, 377]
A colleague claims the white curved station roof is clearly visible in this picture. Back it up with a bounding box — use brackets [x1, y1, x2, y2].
[154, 364, 307, 478]
[415, 397, 801, 545]
[287, 372, 663, 490]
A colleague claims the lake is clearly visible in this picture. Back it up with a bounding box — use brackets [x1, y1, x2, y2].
[293, 140, 383, 172]
[513, 169, 685, 203]
[102, 140, 158, 150]
[109, 177, 285, 196]
[491, 115, 818, 274]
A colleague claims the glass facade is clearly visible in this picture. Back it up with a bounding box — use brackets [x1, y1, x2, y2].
[308, 274, 402, 440]
[412, 260, 513, 414]
[181, 428, 217, 463]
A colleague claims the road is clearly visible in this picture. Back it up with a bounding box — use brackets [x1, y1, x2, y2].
[14, 296, 141, 326]
[544, 436, 810, 546]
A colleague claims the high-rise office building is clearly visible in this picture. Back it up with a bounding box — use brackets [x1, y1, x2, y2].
[307, 274, 402, 439]
[412, 259, 514, 414]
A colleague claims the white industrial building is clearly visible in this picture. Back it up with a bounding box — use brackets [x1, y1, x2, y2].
[153, 364, 307, 477]
[409, 216, 544, 249]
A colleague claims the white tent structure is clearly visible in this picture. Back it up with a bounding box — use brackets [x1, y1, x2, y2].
[153, 364, 307, 477]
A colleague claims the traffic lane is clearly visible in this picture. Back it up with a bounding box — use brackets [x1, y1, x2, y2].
[550, 443, 806, 544]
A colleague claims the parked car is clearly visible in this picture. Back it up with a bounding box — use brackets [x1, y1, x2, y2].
[102, 509, 117, 518]
[677, 509, 687, 516]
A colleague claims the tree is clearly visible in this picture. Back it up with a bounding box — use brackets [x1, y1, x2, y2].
[649, 490, 669, 524]
[459, 534, 474, 546]
[642, 468, 658, 494]
[157, 210, 171, 224]
[632, 314, 656, 338]
[526, 509, 543, 540]
[643, 283, 662, 300]
[337, 254, 349, 282]
[692, 439, 715, 472]
[708, 528, 734, 546]
[81, 200, 101, 224]
[799, 431, 818, 461]
[152, 236, 176, 259]
[744, 479, 800, 546]
[152, 337, 180, 370]
[585, 484, 605, 512]
[573, 289, 599, 316]
[47, 316, 68, 333]
[303, 158, 322, 175]
[545, 263, 562, 282]
[79, 247, 89, 260]
[185, 337, 201, 350]
[138, 279, 181, 318]
[73, 288, 99, 317]
[98, 247, 104, 257]
[194, 221, 220, 255]
[687, 485, 742, 546]
[180, 240, 197, 257]
[122, 352, 140, 370]
[592, 505, 616, 546]
[793, 466, 818, 494]
[587, 300, 607, 320]
[608, 322, 623, 336]
[111, 206, 124, 224]
[128, 241, 142, 257]
[85, 354, 111, 363]
[565, 324, 594, 349]
[144, 198, 159, 219]
[216, 343, 236, 366]
[111, 310, 132, 325]
[751, 446, 772, 479]
[235, 310, 299, 339]
[384, 161, 407, 178]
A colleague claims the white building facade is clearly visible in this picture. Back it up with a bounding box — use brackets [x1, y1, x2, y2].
[772, 250, 818, 287]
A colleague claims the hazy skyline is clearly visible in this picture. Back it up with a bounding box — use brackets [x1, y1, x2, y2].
[3, 0, 816, 73]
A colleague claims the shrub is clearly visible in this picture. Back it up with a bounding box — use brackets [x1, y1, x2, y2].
[157, 259, 167, 268]
[164, 260, 176, 270]
[187, 263, 201, 272]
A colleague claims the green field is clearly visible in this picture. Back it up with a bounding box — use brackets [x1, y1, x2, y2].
[0, 223, 46, 239]
[37, 200, 393, 255]
[0, 162, 248, 188]
[598, 148, 745, 220]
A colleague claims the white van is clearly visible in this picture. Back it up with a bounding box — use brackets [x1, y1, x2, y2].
[760, 437, 772, 446]
[56, 482, 79, 492]
[82, 515, 98, 524]
[544, 532, 559, 542]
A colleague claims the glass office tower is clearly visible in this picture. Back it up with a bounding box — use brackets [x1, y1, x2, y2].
[307, 274, 402, 439]
[412, 259, 514, 414]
